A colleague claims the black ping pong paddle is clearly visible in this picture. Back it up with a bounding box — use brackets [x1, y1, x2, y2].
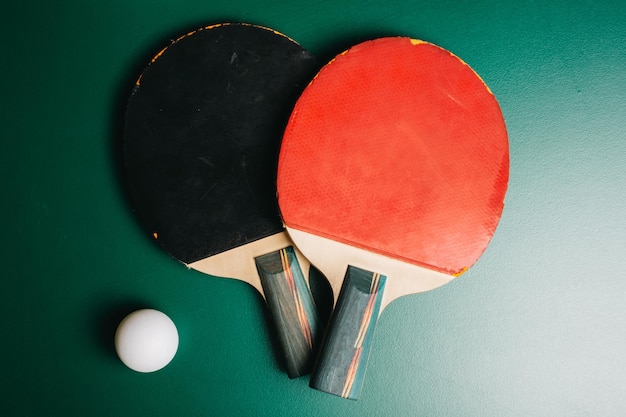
[123, 23, 322, 378]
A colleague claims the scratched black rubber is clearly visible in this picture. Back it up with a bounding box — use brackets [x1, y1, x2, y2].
[123, 24, 318, 263]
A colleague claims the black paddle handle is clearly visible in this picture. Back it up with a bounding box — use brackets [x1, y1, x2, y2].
[255, 247, 321, 378]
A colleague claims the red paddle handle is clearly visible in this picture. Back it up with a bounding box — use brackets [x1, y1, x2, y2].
[310, 266, 386, 398]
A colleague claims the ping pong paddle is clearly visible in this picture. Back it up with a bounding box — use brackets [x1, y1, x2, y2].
[277, 38, 509, 397]
[123, 23, 322, 378]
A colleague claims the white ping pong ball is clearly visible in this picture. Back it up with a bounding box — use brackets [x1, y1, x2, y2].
[115, 309, 179, 373]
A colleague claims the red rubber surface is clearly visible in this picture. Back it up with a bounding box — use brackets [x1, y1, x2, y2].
[277, 38, 509, 275]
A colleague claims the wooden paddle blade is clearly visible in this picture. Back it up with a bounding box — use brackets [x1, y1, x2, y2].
[255, 247, 321, 378]
[310, 266, 386, 399]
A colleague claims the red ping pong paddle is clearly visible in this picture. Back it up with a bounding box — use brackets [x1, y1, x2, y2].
[277, 38, 509, 398]
[123, 23, 322, 378]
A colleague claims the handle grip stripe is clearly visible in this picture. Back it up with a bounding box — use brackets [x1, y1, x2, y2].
[279, 248, 313, 349]
[354, 273, 381, 348]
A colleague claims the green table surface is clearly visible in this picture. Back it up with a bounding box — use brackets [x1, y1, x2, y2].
[2, 0, 625, 415]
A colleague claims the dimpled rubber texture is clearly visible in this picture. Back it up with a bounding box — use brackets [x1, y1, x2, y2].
[124, 24, 317, 264]
[277, 38, 509, 275]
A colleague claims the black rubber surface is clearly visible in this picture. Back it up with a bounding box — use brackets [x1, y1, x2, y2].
[124, 24, 318, 263]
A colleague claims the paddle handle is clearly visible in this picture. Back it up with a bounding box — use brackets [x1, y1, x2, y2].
[255, 246, 321, 378]
[310, 266, 387, 399]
